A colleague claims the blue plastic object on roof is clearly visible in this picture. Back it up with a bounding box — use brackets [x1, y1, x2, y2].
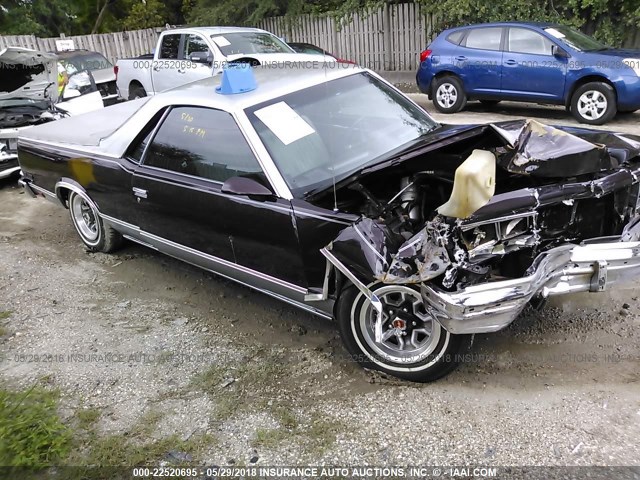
[216, 64, 257, 95]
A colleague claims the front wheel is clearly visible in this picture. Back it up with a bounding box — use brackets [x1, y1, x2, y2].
[570, 82, 616, 125]
[68, 191, 122, 253]
[336, 284, 470, 382]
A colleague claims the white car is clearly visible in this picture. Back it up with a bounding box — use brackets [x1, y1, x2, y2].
[0, 46, 104, 179]
[115, 26, 334, 100]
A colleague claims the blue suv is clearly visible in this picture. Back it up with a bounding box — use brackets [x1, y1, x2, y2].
[416, 22, 640, 124]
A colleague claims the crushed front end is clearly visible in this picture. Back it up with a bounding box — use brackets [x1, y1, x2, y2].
[321, 119, 640, 335]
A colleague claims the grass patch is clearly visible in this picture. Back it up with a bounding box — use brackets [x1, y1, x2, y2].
[0, 310, 11, 320]
[250, 413, 340, 453]
[68, 407, 216, 469]
[252, 428, 292, 448]
[0, 325, 6, 337]
[76, 408, 101, 431]
[0, 382, 71, 467]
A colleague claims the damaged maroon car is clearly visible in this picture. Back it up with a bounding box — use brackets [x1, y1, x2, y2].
[17, 66, 640, 382]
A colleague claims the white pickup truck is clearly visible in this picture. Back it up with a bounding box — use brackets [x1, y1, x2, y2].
[115, 26, 332, 100]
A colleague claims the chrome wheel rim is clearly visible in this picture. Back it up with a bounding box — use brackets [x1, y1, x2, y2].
[71, 194, 99, 242]
[577, 90, 607, 121]
[358, 285, 441, 363]
[436, 83, 458, 109]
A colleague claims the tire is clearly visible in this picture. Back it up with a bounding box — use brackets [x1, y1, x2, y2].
[479, 99, 500, 107]
[336, 284, 471, 382]
[68, 191, 122, 253]
[128, 84, 147, 100]
[432, 75, 467, 114]
[570, 82, 616, 125]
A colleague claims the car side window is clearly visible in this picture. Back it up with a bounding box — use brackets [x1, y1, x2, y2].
[127, 108, 168, 163]
[446, 31, 465, 45]
[508, 28, 554, 55]
[159, 34, 181, 59]
[143, 106, 266, 184]
[463, 28, 502, 51]
[184, 34, 212, 60]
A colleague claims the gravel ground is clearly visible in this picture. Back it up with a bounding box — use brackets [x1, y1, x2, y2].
[1, 105, 640, 469]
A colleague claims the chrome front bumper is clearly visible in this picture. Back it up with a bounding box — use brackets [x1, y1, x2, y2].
[421, 219, 640, 334]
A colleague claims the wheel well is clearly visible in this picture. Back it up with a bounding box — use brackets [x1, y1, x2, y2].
[56, 187, 71, 208]
[129, 80, 144, 91]
[566, 76, 617, 107]
[430, 71, 462, 97]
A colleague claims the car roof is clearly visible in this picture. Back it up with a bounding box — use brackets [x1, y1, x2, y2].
[446, 21, 559, 31]
[54, 49, 107, 58]
[147, 63, 366, 112]
[163, 26, 272, 36]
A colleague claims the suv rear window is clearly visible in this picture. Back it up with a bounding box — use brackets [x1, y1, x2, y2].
[446, 31, 465, 45]
[464, 28, 502, 51]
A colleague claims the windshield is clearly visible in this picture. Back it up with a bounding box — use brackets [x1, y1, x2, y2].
[544, 26, 608, 51]
[211, 32, 294, 56]
[59, 53, 112, 72]
[246, 72, 439, 197]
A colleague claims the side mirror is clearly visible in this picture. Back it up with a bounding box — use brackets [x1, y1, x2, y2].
[552, 45, 569, 59]
[190, 51, 213, 65]
[437, 149, 496, 219]
[221, 176, 273, 197]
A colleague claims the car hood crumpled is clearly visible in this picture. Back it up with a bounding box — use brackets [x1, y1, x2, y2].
[0, 46, 59, 104]
[491, 119, 640, 177]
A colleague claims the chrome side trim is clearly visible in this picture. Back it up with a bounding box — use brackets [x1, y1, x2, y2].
[27, 183, 61, 205]
[141, 229, 308, 294]
[101, 213, 309, 294]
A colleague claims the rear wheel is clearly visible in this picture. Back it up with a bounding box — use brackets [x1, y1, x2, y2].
[336, 284, 470, 382]
[570, 82, 616, 125]
[432, 75, 467, 113]
[68, 191, 122, 253]
[128, 84, 147, 100]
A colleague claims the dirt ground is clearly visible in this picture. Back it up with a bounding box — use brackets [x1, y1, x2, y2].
[1, 106, 640, 469]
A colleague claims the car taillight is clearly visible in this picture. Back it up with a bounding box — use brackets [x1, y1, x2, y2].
[420, 49, 432, 63]
[114, 65, 118, 81]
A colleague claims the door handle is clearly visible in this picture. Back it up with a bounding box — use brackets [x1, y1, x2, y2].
[455, 56, 467, 62]
[153, 65, 160, 72]
[132, 187, 147, 199]
[177, 69, 186, 74]
[504, 59, 518, 66]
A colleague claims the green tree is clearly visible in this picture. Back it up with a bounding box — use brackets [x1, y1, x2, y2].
[122, 0, 168, 30]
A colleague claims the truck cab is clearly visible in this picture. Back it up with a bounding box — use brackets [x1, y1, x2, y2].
[116, 27, 327, 100]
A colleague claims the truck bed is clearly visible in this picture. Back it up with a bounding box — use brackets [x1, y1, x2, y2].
[19, 98, 149, 149]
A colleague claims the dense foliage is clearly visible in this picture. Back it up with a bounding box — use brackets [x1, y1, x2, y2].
[0, 0, 637, 47]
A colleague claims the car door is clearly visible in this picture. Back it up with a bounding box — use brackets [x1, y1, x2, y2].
[180, 34, 217, 84]
[151, 33, 185, 93]
[455, 27, 504, 96]
[501, 27, 567, 101]
[130, 105, 308, 288]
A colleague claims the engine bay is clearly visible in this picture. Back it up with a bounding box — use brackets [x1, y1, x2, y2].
[319, 120, 640, 291]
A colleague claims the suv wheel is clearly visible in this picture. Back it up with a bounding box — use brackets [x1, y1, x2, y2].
[570, 82, 616, 125]
[432, 76, 467, 113]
